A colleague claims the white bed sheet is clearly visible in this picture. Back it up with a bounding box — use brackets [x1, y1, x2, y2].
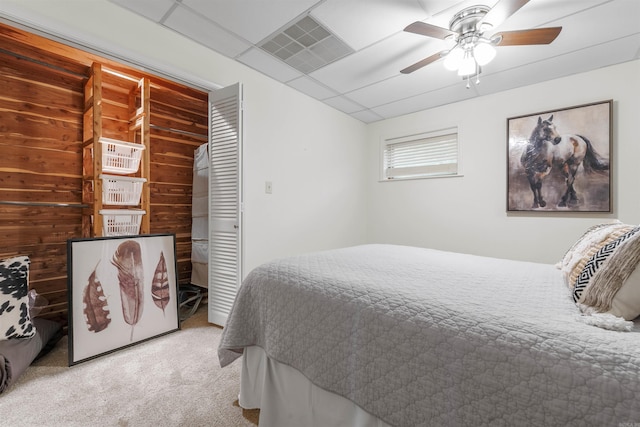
[240, 346, 390, 427]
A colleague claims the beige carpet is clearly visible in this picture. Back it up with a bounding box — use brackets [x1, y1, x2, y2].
[0, 304, 259, 426]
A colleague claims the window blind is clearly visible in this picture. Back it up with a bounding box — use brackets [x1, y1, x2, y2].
[382, 128, 458, 180]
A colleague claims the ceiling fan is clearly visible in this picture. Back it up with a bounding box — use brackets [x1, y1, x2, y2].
[400, 0, 562, 77]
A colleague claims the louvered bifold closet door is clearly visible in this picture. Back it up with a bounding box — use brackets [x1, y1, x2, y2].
[208, 83, 243, 327]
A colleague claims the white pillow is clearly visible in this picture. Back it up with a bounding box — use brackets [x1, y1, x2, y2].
[606, 261, 640, 320]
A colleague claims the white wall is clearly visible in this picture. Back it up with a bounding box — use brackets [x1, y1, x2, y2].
[366, 60, 640, 264]
[0, 0, 370, 276]
[241, 79, 368, 272]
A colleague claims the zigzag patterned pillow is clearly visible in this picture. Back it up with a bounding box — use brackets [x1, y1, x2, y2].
[573, 226, 640, 321]
[0, 256, 35, 340]
[558, 221, 633, 288]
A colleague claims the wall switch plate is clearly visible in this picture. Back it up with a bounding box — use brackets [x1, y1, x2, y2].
[265, 181, 272, 194]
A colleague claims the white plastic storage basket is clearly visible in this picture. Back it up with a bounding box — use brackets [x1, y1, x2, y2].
[100, 174, 146, 206]
[99, 137, 145, 174]
[99, 209, 145, 236]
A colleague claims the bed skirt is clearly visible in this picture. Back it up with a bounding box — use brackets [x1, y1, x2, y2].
[240, 346, 390, 427]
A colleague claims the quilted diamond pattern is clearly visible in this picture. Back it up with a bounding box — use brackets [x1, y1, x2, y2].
[219, 244, 640, 426]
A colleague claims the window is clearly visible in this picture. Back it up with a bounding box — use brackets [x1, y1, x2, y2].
[381, 127, 459, 180]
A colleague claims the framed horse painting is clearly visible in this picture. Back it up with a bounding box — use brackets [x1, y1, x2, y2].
[507, 100, 612, 212]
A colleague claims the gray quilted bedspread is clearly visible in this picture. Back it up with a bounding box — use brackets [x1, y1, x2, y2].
[218, 244, 640, 426]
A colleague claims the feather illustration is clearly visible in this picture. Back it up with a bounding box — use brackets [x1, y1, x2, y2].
[151, 251, 171, 314]
[82, 264, 111, 333]
[111, 240, 144, 341]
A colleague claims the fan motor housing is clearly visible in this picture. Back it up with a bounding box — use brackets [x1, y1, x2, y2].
[449, 5, 490, 35]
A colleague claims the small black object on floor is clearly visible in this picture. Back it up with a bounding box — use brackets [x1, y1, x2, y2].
[178, 284, 206, 321]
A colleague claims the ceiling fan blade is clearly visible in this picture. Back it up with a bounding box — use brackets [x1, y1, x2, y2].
[481, 0, 530, 28]
[400, 51, 444, 74]
[493, 27, 562, 46]
[404, 21, 456, 40]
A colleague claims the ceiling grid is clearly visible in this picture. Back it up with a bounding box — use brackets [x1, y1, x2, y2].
[107, 0, 640, 123]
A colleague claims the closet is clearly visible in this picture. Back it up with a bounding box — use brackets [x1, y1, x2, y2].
[1, 21, 209, 324]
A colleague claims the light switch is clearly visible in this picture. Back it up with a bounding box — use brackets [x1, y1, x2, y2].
[265, 181, 272, 194]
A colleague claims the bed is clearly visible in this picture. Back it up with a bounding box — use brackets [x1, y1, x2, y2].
[218, 223, 640, 426]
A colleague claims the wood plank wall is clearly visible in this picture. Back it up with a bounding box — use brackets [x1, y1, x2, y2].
[0, 22, 208, 326]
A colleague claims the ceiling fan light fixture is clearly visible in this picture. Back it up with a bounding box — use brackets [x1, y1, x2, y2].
[443, 46, 464, 71]
[473, 40, 496, 66]
[401, 1, 562, 86]
[457, 51, 476, 76]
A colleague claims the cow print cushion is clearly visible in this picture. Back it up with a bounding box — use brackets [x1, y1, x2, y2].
[0, 256, 35, 340]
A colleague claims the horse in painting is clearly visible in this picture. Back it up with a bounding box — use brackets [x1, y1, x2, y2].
[520, 115, 608, 209]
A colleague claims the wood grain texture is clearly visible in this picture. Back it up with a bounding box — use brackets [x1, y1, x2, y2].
[0, 22, 209, 327]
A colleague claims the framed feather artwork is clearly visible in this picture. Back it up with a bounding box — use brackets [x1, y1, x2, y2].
[67, 234, 180, 366]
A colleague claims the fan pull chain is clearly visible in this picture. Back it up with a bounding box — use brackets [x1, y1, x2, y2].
[465, 64, 481, 89]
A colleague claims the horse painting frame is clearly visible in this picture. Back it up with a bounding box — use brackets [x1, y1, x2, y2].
[507, 100, 612, 212]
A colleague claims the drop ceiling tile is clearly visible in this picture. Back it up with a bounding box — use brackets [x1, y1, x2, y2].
[311, 0, 435, 51]
[181, 0, 319, 44]
[416, 0, 469, 17]
[476, 34, 640, 98]
[418, 0, 484, 29]
[108, 0, 175, 22]
[237, 47, 303, 82]
[310, 32, 446, 94]
[347, 65, 460, 109]
[371, 83, 477, 118]
[287, 76, 338, 100]
[549, 1, 640, 47]
[323, 95, 365, 114]
[350, 109, 385, 123]
[163, 5, 251, 58]
[492, 0, 613, 32]
[479, 1, 640, 74]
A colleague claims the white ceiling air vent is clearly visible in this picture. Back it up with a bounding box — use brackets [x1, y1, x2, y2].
[260, 15, 354, 74]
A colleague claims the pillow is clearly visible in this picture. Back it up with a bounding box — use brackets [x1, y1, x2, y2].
[0, 317, 62, 394]
[557, 222, 615, 275]
[0, 256, 35, 340]
[573, 226, 640, 321]
[558, 221, 634, 288]
[607, 263, 640, 320]
[558, 222, 618, 266]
